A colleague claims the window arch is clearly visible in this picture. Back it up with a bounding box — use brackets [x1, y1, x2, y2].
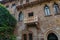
[47, 33, 58, 40]
[18, 11, 24, 21]
[44, 5, 51, 16]
[54, 3, 59, 14]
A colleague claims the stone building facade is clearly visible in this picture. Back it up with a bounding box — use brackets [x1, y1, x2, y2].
[1, 0, 60, 40]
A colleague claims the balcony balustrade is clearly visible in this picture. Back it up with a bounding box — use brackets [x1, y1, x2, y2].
[24, 16, 38, 24]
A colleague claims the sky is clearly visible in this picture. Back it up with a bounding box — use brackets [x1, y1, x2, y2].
[0, 0, 2, 1]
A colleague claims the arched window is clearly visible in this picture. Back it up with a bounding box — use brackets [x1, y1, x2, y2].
[18, 11, 24, 21]
[47, 33, 58, 40]
[54, 3, 59, 14]
[44, 5, 51, 16]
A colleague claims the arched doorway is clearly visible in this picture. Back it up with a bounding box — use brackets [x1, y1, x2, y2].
[47, 33, 58, 40]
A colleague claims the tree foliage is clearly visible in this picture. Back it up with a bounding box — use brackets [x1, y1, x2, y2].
[0, 4, 17, 40]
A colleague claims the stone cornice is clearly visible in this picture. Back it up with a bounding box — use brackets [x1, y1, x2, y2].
[0, 0, 16, 4]
[16, 0, 55, 10]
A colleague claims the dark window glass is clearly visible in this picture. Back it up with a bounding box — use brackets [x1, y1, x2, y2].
[29, 33, 33, 40]
[28, 12, 33, 17]
[23, 34, 27, 40]
[44, 5, 51, 16]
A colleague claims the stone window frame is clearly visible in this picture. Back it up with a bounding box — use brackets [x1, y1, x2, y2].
[18, 11, 24, 22]
[44, 29, 59, 40]
[53, 2, 60, 15]
[22, 31, 33, 40]
[44, 4, 52, 17]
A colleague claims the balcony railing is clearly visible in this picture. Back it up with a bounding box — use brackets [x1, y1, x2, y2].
[24, 16, 38, 24]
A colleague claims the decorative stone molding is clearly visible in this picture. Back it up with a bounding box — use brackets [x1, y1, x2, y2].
[44, 29, 59, 40]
